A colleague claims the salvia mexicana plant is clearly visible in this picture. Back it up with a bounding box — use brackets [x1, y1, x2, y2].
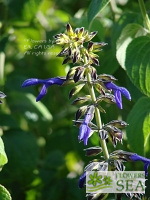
[22, 23, 149, 200]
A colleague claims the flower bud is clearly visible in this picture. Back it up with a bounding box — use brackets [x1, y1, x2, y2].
[98, 74, 117, 81]
[91, 57, 99, 66]
[73, 67, 85, 83]
[87, 193, 108, 200]
[84, 146, 102, 157]
[77, 27, 84, 38]
[99, 129, 108, 140]
[75, 105, 88, 121]
[66, 23, 74, 36]
[0, 91, 6, 104]
[71, 95, 91, 105]
[87, 41, 94, 51]
[96, 94, 116, 104]
[105, 120, 128, 129]
[69, 83, 85, 99]
[66, 66, 78, 80]
[62, 57, 71, 65]
[57, 47, 69, 57]
[84, 31, 97, 42]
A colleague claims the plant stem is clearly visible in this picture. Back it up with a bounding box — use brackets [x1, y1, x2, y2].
[86, 72, 109, 160]
[138, 0, 150, 31]
[0, 52, 5, 85]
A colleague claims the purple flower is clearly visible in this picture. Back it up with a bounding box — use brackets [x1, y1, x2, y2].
[22, 77, 65, 102]
[78, 172, 86, 188]
[78, 114, 92, 145]
[104, 82, 131, 109]
[129, 154, 150, 176]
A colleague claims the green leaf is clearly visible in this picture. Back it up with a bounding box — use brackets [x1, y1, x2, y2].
[1, 129, 39, 185]
[99, 49, 119, 74]
[116, 23, 147, 69]
[0, 137, 8, 170]
[0, 113, 19, 129]
[22, 0, 41, 21]
[88, 0, 110, 24]
[125, 36, 150, 97]
[0, 35, 9, 51]
[112, 12, 142, 51]
[7, 91, 52, 135]
[89, 18, 104, 40]
[14, 27, 42, 52]
[8, 91, 52, 122]
[126, 97, 150, 155]
[40, 150, 65, 186]
[8, 0, 41, 21]
[0, 185, 11, 200]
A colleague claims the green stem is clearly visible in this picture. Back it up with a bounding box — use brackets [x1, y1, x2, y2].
[86, 72, 109, 160]
[0, 52, 5, 85]
[138, 0, 150, 31]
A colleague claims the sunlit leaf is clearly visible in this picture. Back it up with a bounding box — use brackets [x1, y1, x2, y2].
[126, 97, 150, 155]
[88, 0, 110, 24]
[0, 137, 8, 170]
[125, 36, 150, 97]
[0, 185, 11, 200]
[116, 23, 147, 69]
[14, 28, 42, 52]
[7, 91, 52, 135]
[112, 12, 141, 51]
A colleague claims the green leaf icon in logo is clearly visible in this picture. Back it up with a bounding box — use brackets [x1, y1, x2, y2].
[88, 172, 102, 186]
[103, 176, 112, 185]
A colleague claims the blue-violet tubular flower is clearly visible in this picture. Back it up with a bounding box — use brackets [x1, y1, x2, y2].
[104, 82, 131, 109]
[78, 172, 86, 188]
[22, 77, 65, 102]
[78, 113, 92, 146]
[130, 154, 150, 176]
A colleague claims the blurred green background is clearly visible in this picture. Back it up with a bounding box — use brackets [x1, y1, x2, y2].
[0, 0, 150, 199]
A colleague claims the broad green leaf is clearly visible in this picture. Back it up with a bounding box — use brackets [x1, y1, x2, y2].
[71, 16, 89, 30]
[25, 93, 52, 121]
[0, 185, 11, 200]
[126, 97, 150, 155]
[8, 91, 52, 121]
[0, 137, 8, 170]
[22, 0, 41, 21]
[126, 76, 144, 103]
[1, 129, 39, 185]
[99, 49, 119, 75]
[0, 113, 19, 129]
[89, 18, 105, 40]
[0, 35, 9, 51]
[39, 0, 53, 14]
[42, 178, 82, 200]
[7, 91, 52, 134]
[14, 28, 42, 52]
[8, 0, 41, 21]
[116, 23, 147, 69]
[88, 0, 110, 24]
[112, 12, 142, 51]
[125, 36, 150, 97]
[41, 151, 83, 200]
[40, 150, 65, 186]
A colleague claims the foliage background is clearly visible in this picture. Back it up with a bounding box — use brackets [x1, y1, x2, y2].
[0, 0, 150, 199]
